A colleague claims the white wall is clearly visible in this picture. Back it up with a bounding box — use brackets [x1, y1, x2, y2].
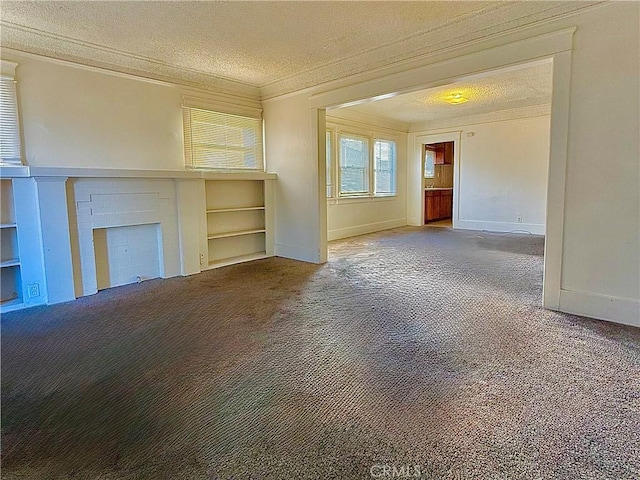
[3, 50, 262, 170]
[263, 93, 323, 262]
[559, 4, 639, 307]
[326, 116, 407, 241]
[413, 115, 550, 234]
[7, 52, 183, 169]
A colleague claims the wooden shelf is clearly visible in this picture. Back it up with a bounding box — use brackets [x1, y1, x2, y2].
[203, 178, 273, 269]
[207, 206, 265, 214]
[205, 252, 269, 269]
[0, 258, 20, 268]
[1, 179, 24, 313]
[207, 228, 266, 240]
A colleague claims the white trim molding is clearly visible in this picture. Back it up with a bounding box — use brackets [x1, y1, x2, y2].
[0, 59, 18, 76]
[542, 49, 572, 311]
[559, 290, 640, 328]
[0, 43, 261, 101]
[455, 220, 545, 236]
[408, 131, 461, 228]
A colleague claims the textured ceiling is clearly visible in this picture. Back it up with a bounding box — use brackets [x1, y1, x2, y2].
[0, 1, 490, 85]
[334, 60, 553, 125]
[0, 1, 598, 97]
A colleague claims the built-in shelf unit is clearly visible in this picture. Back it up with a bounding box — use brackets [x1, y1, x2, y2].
[1, 179, 22, 310]
[204, 177, 275, 269]
[0, 167, 278, 311]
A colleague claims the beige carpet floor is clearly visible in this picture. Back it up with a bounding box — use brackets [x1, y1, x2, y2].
[2, 226, 639, 479]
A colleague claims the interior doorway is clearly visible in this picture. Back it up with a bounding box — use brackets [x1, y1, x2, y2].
[423, 140, 454, 227]
[311, 29, 574, 310]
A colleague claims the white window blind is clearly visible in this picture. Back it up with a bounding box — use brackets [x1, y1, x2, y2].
[183, 107, 263, 170]
[0, 73, 22, 165]
[374, 139, 396, 195]
[339, 134, 369, 195]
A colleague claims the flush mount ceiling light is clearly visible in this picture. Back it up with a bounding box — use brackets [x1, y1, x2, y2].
[444, 92, 469, 105]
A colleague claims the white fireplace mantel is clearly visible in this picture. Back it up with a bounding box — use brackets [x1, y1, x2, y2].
[1, 165, 276, 181]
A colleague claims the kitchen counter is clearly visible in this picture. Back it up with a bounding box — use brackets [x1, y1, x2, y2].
[424, 187, 453, 222]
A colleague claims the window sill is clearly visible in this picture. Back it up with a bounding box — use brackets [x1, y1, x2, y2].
[328, 194, 398, 205]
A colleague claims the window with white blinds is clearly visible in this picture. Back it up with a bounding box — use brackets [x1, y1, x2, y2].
[339, 134, 369, 195]
[374, 139, 397, 195]
[183, 107, 263, 170]
[0, 68, 22, 165]
[328, 128, 398, 199]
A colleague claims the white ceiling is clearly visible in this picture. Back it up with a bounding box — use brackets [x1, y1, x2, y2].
[332, 60, 553, 125]
[0, 1, 598, 98]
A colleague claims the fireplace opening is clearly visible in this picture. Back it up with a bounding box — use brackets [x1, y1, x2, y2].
[93, 223, 163, 290]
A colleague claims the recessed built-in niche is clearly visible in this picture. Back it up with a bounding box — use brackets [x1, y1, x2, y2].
[93, 223, 163, 290]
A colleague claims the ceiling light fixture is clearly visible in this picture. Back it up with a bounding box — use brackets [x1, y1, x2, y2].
[444, 92, 469, 105]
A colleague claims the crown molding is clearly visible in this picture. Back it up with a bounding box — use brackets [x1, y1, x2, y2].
[0, 21, 261, 102]
[261, 1, 603, 100]
[0, 1, 603, 103]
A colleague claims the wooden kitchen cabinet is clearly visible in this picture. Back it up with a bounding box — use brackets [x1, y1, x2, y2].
[425, 190, 436, 221]
[444, 142, 453, 165]
[424, 189, 453, 223]
[432, 142, 453, 165]
[441, 190, 452, 218]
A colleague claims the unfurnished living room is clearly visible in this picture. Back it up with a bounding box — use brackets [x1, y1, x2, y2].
[0, 2, 639, 479]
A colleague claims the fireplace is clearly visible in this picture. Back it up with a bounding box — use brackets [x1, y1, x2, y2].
[67, 178, 180, 296]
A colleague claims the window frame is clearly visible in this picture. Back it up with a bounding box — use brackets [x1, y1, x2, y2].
[424, 145, 436, 179]
[326, 123, 399, 200]
[337, 132, 371, 197]
[326, 130, 334, 197]
[373, 137, 397, 196]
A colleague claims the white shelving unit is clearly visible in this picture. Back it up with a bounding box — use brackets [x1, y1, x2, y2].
[204, 178, 274, 269]
[1, 179, 23, 311]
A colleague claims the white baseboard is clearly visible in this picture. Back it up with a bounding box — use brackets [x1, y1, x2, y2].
[559, 289, 640, 328]
[274, 243, 321, 263]
[455, 219, 545, 235]
[328, 218, 406, 241]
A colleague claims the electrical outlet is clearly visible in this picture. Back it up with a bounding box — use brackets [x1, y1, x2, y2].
[200, 253, 205, 265]
[27, 283, 40, 298]
[517, 216, 523, 223]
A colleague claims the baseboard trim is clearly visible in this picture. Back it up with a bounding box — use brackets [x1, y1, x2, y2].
[559, 289, 640, 328]
[328, 218, 406, 241]
[274, 243, 321, 263]
[455, 219, 545, 235]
